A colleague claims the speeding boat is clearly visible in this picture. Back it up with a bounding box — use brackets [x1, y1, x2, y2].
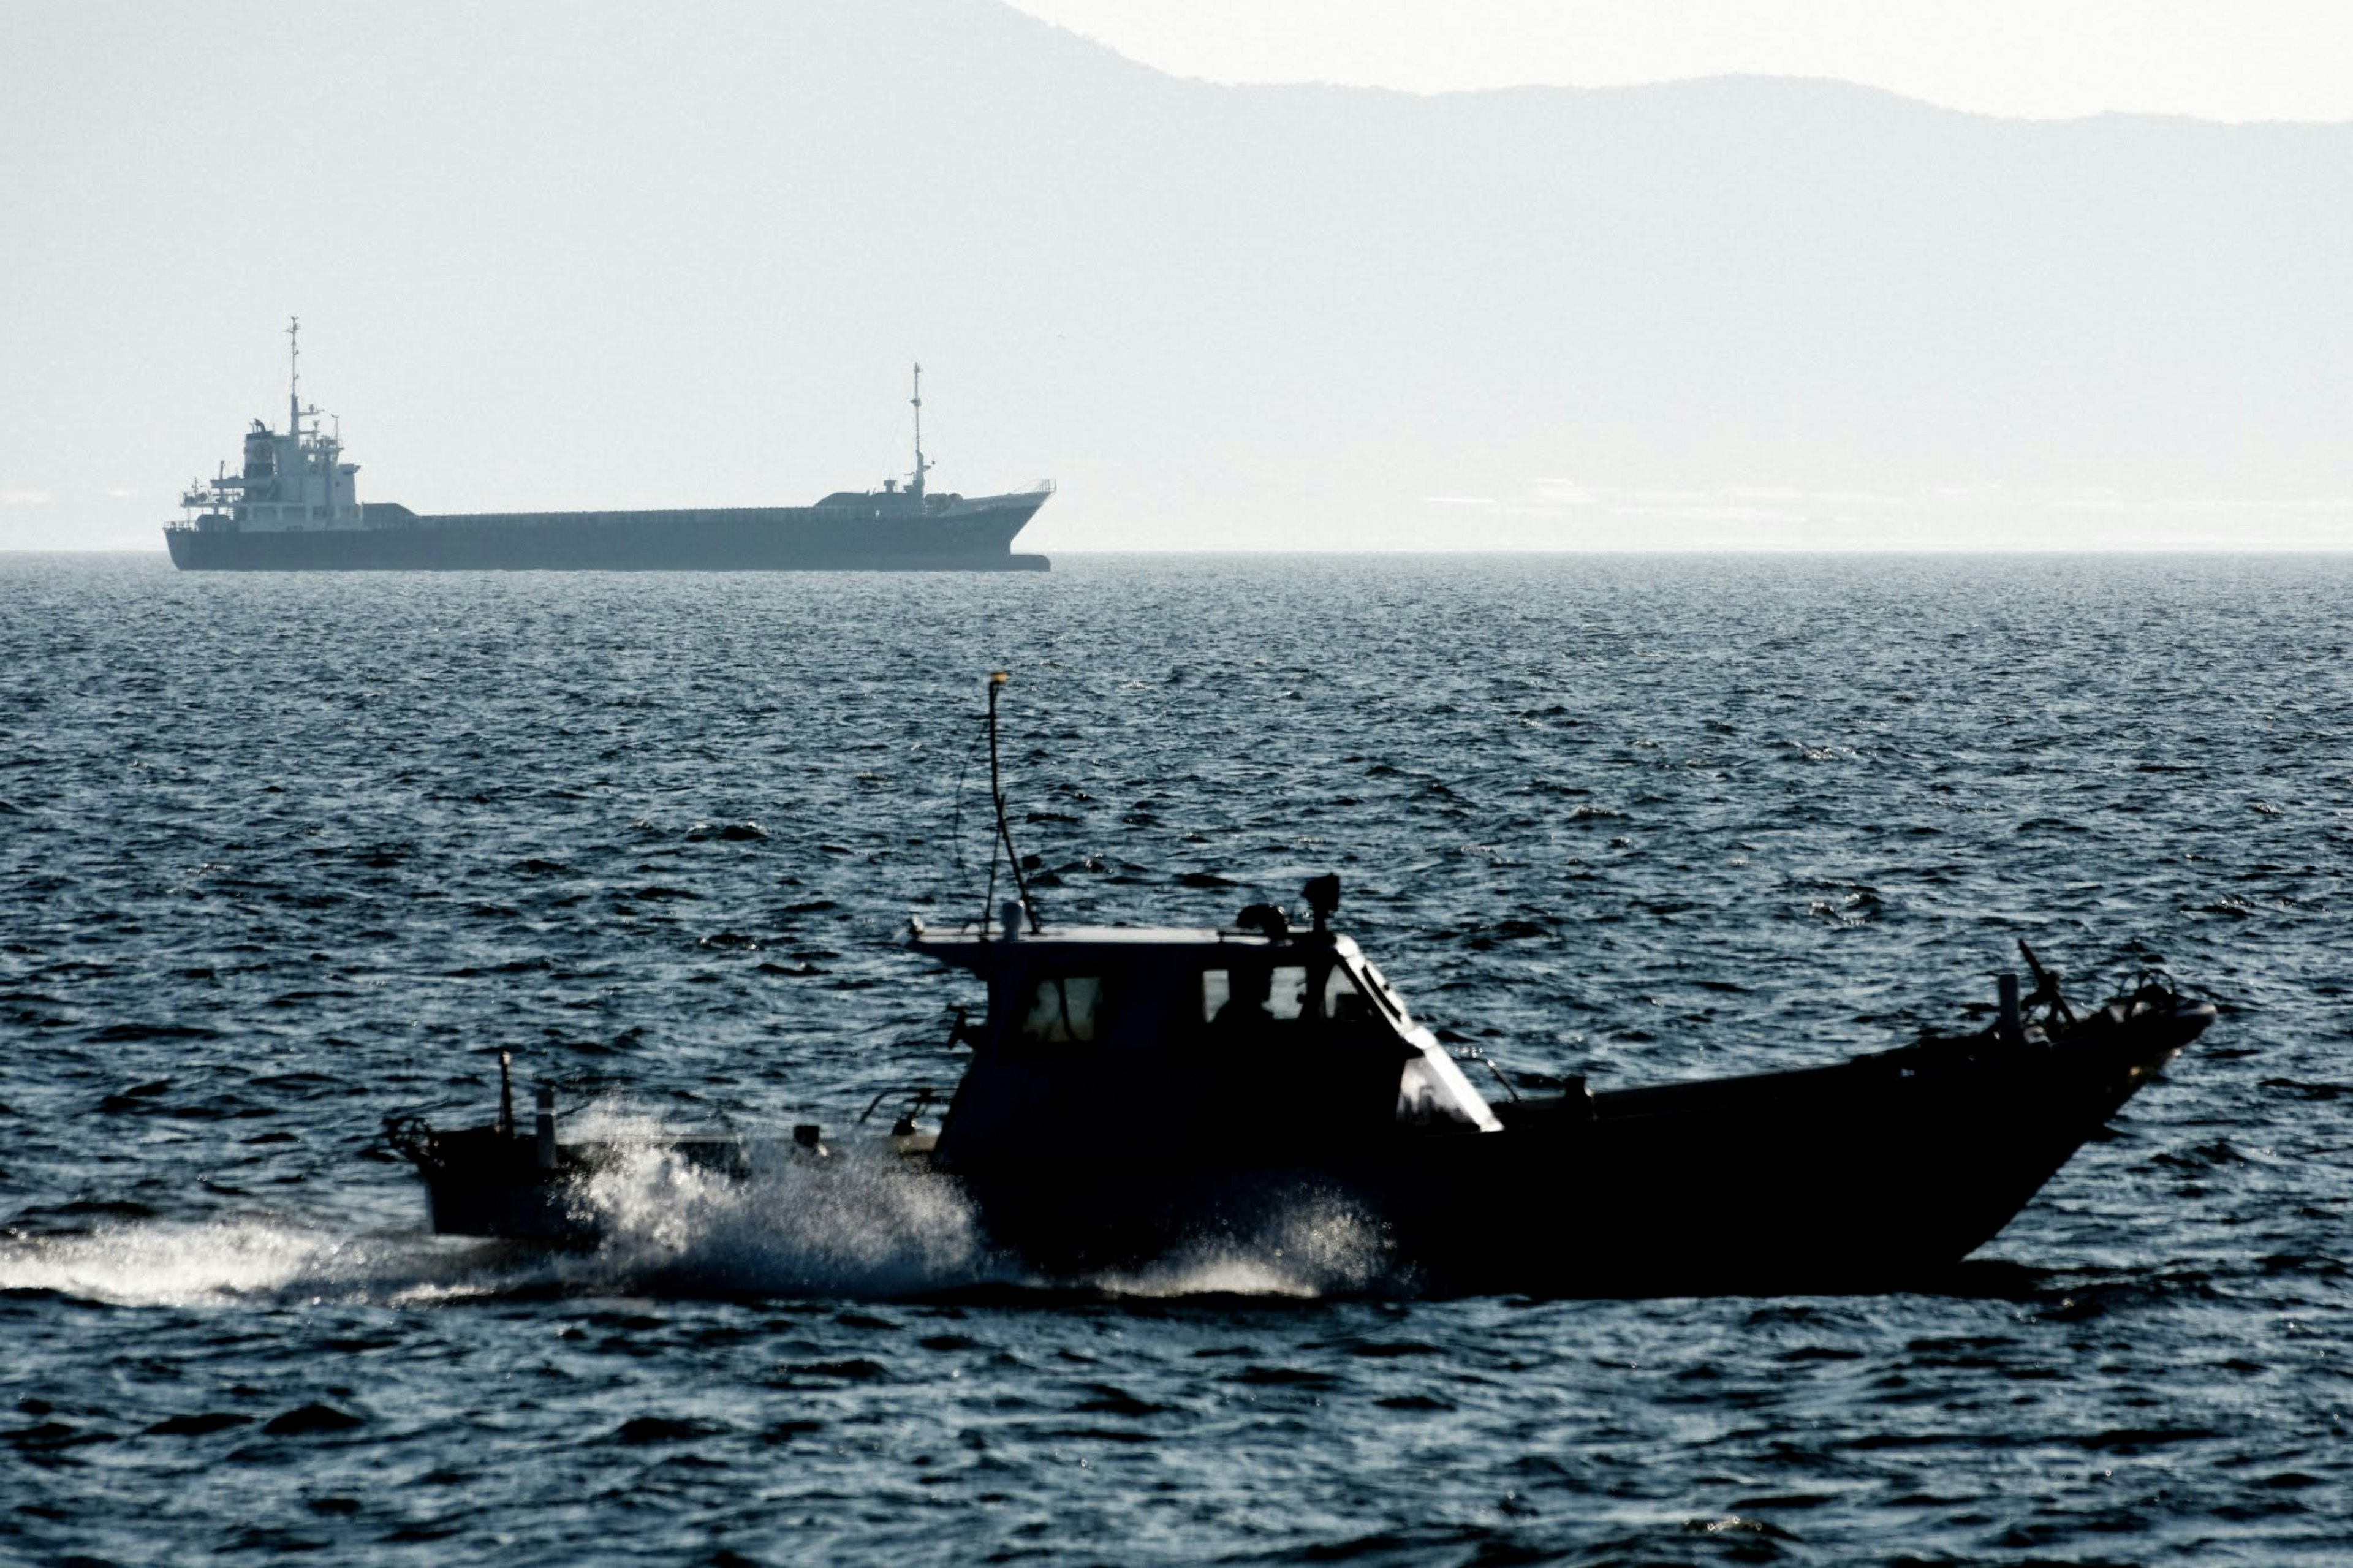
[887, 890, 2208, 1295]
[386, 678, 2214, 1295]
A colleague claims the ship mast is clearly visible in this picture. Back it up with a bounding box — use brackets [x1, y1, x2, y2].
[909, 361, 930, 501]
[285, 315, 301, 438]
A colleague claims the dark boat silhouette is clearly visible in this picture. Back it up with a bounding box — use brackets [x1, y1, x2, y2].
[387, 677, 2212, 1295]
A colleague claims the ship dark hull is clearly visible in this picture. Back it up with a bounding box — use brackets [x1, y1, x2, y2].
[393, 991, 2210, 1297]
[165, 496, 1048, 572]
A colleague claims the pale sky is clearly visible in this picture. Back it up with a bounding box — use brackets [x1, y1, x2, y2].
[2, 0, 2346, 553]
[1007, 0, 2353, 121]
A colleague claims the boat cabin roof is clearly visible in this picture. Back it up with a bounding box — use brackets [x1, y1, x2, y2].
[909, 922, 1306, 966]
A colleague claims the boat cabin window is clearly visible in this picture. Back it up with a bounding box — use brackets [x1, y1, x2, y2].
[1200, 965, 1308, 1026]
[1018, 974, 1106, 1046]
[1200, 963, 1379, 1031]
[1200, 968, 1229, 1023]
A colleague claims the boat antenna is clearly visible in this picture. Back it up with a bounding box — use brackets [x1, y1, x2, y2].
[985, 671, 1042, 934]
[284, 315, 301, 436]
[909, 361, 930, 501]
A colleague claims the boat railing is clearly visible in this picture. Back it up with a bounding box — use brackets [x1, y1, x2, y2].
[856, 1083, 945, 1135]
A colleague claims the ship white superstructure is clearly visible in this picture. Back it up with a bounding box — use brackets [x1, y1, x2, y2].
[177, 319, 363, 534]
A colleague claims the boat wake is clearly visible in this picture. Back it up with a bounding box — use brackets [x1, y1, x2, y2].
[574, 1138, 996, 1299]
[0, 1219, 538, 1309]
[1094, 1187, 1404, 1300]
[0, 1147, 1398, 1308]
[556, 1143, 1406, 1301]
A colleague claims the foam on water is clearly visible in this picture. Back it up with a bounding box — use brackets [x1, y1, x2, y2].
[569, 1142, 1400, 1301]
[545, 1101, 1400, 1301]
[0, 1221, 534, 1308]
[570, 1140, 997, 1299]
[0, 1176, 1389, 1308]
[1096, 1186, 1403, 1300]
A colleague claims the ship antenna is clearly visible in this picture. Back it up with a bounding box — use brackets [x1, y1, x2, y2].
[984, 671, 1042, 934]
[909, 361, 928, 501]
[285, 315, 301, 436]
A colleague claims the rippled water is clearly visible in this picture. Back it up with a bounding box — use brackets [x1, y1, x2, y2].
[2, 553, 2348, 1565]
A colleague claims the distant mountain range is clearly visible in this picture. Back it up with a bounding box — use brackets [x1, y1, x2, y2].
[4, 0, 2347, 548]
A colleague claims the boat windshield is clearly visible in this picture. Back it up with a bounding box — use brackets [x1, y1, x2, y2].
[1200, 962, 1376, 1030]
[1324, 965, 1373, 1022]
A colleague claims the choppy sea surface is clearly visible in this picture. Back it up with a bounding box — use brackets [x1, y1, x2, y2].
[1, 552, 2348, 1566]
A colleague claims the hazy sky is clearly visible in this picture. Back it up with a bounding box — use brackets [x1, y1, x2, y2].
[2, 0, 2346, 553]
[1009, 1, 2353, 121]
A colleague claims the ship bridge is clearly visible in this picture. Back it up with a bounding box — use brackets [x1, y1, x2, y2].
[172, 318, 363, 534]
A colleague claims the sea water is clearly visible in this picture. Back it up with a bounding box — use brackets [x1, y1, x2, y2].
[1, 553, 2347, 1564]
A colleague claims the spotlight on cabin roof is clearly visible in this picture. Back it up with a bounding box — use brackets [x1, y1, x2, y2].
[1303, 873, 1342, 933]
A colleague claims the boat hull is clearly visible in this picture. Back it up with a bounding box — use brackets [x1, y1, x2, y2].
[392, 993, 2211, 1296]
[165, 496, 1048, 572]
[949, 993, 2213, 1295]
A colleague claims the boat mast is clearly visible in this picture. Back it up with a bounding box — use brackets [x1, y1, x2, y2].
[909, 361, 929, 501]
[984, 671, 1042, 934]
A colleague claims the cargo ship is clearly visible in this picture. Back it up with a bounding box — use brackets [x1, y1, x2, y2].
[164, 321, 1051, 572]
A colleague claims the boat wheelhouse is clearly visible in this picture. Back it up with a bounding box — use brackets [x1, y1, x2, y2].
[907, 894, 1500, 1174]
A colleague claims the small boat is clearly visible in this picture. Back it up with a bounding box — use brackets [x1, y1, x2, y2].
[387, 677, 2214, 1295]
